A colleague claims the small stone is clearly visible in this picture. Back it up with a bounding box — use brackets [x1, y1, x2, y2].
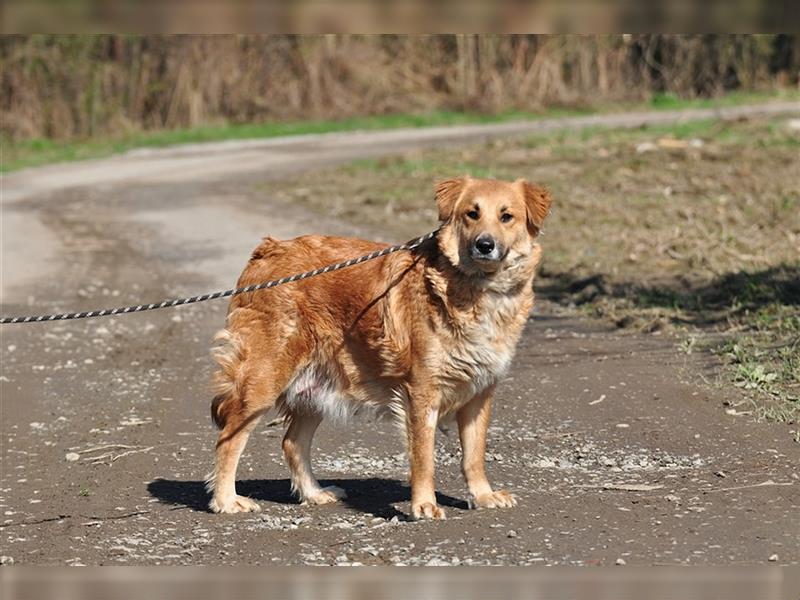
[615, 558, 626, 566]
[636, 142, 656, 154]
[507, 530, 518, 538]
[65, 452, 80, 462]
[0, 556, 14, 565]
[768, 554, 778, 562]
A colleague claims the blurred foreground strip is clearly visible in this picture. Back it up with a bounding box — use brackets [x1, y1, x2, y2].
[1, 0, 795, 33]
[1, 567, 796, 600]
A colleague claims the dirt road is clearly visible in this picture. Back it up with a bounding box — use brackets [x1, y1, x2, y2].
[1, 104, 799, 565]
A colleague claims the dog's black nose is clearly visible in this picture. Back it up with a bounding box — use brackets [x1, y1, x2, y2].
[475, 235, 495, 255]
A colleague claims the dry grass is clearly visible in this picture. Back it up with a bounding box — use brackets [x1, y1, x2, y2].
[263, 115, 800, 422]
[2, 35, 798, 141]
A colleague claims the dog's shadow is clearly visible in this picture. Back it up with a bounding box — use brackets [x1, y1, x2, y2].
[147, 477, 467, 520]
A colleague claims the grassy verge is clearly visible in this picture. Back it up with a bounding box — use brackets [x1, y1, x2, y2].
[3, 89, 798, 173]
[2, 109, 585, 173]
[262, 113, 800, 431]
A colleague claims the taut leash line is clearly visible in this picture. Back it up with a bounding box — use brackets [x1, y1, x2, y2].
[1, 230, 438, 325]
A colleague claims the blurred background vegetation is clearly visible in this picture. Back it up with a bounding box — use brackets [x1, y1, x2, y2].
[2, 34, 799, 141]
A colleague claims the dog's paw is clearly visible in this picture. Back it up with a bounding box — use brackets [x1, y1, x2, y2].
[411, 502, 446, 521]
[470, 490, 517, 509]
[304, 486, 347, 506]
[209, 494, 262, 514]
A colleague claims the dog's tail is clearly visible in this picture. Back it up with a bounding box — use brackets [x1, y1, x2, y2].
[210, 328, 248, 429]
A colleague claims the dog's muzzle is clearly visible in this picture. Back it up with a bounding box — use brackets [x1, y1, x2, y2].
[470, 234, 503, 262]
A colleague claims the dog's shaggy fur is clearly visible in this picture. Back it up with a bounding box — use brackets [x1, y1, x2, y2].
[207, 176, 551, 519]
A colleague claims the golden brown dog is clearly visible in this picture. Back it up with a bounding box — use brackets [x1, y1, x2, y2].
[207, 176, 551, 519]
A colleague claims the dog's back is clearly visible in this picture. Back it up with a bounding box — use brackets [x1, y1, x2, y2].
[211, 234, 412, 428]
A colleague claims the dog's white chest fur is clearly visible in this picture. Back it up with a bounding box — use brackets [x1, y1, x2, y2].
[437, 292, 525, 404]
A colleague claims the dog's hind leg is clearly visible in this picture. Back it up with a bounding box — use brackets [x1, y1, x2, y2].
[282, 412, 346, 505]
[208, 402, 266, 514]
[207, 329, 290, 514]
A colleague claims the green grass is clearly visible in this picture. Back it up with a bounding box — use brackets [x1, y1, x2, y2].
[3, 89, 799, 174]
[648, 88, 800, 110]
[348, 156, 505, 180]
[716, 326, 799, 424]
[0, 108, 585, 174]
[329, 109, 796, 185]
[529, 116, 798, 152]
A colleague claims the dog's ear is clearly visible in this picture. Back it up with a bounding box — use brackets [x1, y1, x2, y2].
[516, 179, 552, 236]
[435, 177, 468, 222]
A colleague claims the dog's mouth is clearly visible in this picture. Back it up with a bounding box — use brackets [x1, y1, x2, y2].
[469, 240, 505, 260]
[466, 245, 507, 272]
[469, 249, 503, 262]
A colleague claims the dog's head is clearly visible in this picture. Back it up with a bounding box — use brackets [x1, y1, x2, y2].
[434, 176, 552, 277]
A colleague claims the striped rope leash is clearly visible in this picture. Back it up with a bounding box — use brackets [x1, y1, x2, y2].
[1, 230, 438, 325]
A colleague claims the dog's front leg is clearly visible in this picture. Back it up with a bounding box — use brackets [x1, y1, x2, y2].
[406, 384, 446, 520]
[457, 385, 517, 509]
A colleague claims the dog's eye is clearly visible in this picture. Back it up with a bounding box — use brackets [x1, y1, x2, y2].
[500, 213, 513, 223]
[466, 209, 480, 220]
